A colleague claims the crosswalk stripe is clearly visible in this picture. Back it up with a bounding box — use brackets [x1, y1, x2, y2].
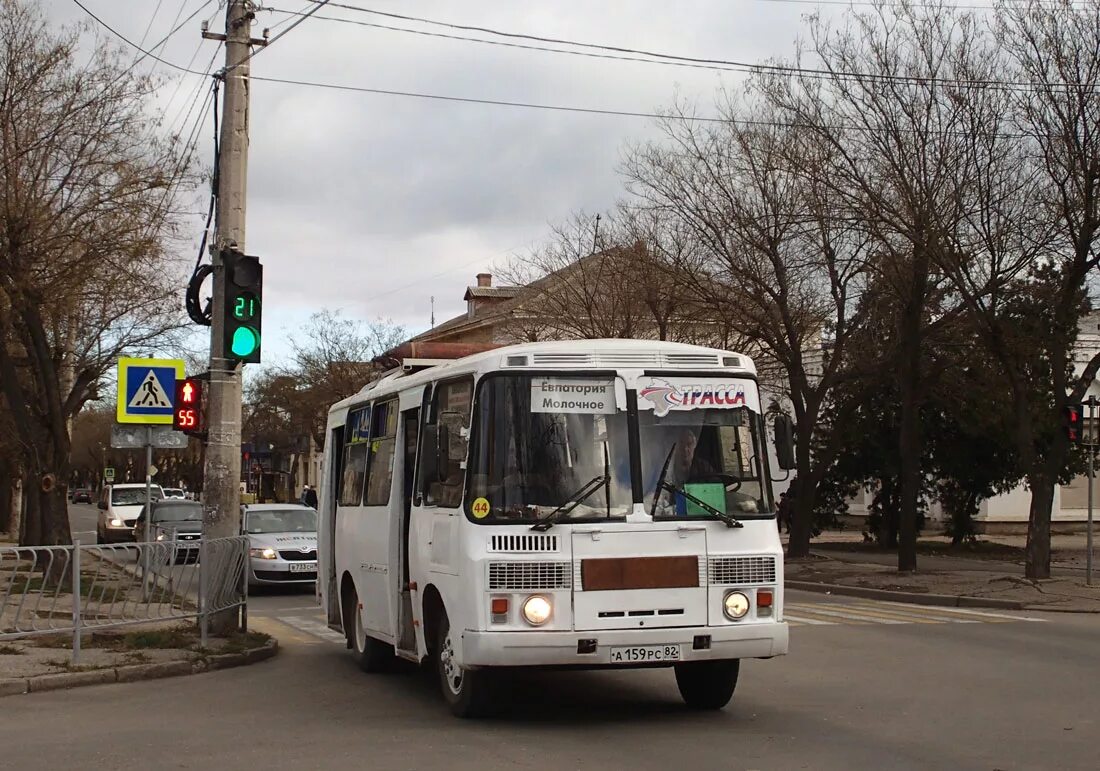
[250, 616, 324, 645]
[836, 601, 1000, 624]
[278, 615, 346, 644]
[790, 602, 961, 625]
[782, 613, 836, 626]
[786, 604, 906, 624]
[856, 601, 1044, 623]
[783, 601, 1038, 627]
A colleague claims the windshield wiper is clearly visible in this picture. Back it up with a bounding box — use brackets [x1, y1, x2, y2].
[530, 474, 609, 532]
[655, 480, 743, 528]
[647, 442, 742, 528]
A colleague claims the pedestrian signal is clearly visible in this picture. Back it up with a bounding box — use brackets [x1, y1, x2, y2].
[1063, 404, 1082, 445]
[221, 248, 263, 364]
[173, 377, 204, 434]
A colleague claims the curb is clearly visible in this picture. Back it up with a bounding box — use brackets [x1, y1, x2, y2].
[786, 580, 1027, 610]
[0, 638, 277, 698]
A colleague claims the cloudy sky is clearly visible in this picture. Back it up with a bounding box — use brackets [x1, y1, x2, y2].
[46, 0, 844, 365]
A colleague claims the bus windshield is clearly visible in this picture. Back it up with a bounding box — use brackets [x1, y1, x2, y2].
[467, 375, 634, 524]
[639, 406, 771, 519]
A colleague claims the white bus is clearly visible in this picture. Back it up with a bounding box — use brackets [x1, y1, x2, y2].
[318, 339, 790, 717]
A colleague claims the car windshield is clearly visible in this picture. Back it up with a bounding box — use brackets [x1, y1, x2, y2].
[112, 488, 162, 505]
[152, 503, 202, 522]
[638, 405, 771, 519]
[467, 375, 633, 524]
[245, 508, 316, 534]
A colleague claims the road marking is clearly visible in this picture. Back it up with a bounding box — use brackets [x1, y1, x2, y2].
[274, 615, 346, 644]
[249, 616, 320, 645]
[859, 600, 1045, 623]
[784, 601, 1040, 627]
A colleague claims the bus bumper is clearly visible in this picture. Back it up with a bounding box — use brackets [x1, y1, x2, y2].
[459, 622, 788, 668]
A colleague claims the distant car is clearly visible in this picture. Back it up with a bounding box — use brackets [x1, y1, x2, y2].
[133, 500, 203, 562]
[97, 483, 164, 543]
[162, 488, 187, 500]
[241, 504, 317, 587]
[70, 488, 93, 504]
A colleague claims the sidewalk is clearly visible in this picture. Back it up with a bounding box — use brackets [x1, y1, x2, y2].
[785, 531, 1100, 612]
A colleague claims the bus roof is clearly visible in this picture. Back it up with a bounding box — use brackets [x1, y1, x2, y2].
[329, 338, 756, 415]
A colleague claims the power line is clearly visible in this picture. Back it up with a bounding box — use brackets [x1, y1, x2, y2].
[137, 0, 167, 48]
[304, 0, 1048, 90]
[224, 0, 333, 72]
[251, 73, 736, 123]
[70, 0, 214, 75]
[251, 71, 1050, 140]
[265, 7, 762, 77]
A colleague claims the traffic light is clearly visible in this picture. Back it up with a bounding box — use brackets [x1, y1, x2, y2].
[173, 377, 204, 434]
[1063, 404, 1083, 445]
[222, 248, 262, 364]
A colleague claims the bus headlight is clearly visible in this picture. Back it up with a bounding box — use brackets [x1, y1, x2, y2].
[723, 591, 750, 621]
[522, 595, 552, 626]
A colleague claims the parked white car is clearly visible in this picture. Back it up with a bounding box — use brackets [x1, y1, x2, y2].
[97, 483, 164, 543]
[161, 488, 187, 500]
[242, 504, 317, 587]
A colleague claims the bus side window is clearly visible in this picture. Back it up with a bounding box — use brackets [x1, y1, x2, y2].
[365, 399, 398, 506]
[339, 406, 370, 507]
[424, 378, 473, 508]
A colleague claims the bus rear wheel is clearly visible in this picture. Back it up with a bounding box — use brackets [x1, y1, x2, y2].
[674, 659, 740, 710]
[344, 584, 393, 673]
[435, 612, 495, 718]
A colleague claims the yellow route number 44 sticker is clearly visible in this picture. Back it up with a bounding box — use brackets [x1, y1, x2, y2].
[471, 497, 491, 519]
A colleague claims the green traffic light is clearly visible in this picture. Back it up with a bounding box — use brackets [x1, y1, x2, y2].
[231, 326, 259, 358]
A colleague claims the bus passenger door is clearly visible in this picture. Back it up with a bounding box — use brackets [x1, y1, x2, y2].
[396, 406, 419, 652]
[360, 401, 398, 639]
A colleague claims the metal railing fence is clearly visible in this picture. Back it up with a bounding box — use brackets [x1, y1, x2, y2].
[0, 535, 249, 664]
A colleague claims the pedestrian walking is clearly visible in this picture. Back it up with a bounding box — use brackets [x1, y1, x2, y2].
[303, 485, 318, 510]
[776, 491, 791, 534]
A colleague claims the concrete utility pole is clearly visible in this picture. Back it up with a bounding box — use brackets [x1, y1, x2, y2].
[202, 0, 254, 631]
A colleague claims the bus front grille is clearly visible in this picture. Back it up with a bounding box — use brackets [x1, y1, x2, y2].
[488, 561, 572, 590]
[708, 556, 777, 585]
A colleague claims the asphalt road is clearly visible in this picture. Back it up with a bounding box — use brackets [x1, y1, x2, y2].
[23, 503, 1096, 770]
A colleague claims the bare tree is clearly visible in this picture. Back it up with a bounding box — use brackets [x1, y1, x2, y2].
[497, 212, 649, 341]
[0, 1, 192, 546]
[756, 5, 994, 570]
[623, 97, 870, 559]
[245, 309, 406, 450]
[932, 1, 1100, 578]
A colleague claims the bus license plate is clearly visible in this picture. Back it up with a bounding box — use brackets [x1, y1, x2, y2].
[289, 562, 317, 573]
[609, 645, 681, 664]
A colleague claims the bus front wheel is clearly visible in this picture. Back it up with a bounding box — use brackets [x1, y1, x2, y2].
[435, 612, 495, 718]
[674, 659, 740, 710]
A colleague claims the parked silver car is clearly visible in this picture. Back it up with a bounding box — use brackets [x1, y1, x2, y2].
[241, 504, 317, 587]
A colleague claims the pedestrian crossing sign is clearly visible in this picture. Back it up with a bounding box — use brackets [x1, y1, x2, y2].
[116, 357, 185, 424]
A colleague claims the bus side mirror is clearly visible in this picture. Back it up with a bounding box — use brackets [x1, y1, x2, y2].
[773, 415, 796, 470]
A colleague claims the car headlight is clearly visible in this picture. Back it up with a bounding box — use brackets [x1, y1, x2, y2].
[522, 595, 552, 626]
[723, 590, 750, 621]
[110, 518, 124, 527]
[156, 533, 166, 541]
[250, 547, 277, 560]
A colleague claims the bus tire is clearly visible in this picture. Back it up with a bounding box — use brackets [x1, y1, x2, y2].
[674, 659, 740, 710]
[344, 584, 393, 673]
[436, 612, 495, 718]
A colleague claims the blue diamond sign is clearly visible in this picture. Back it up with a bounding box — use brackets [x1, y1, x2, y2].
[116, 357, 185, 425]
